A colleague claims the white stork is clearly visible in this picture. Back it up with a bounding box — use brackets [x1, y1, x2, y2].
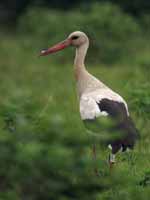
[40, 31, 139, 172]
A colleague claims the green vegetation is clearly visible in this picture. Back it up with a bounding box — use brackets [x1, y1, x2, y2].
[0, 3, 150, 200]
[18, 3, 144, 64]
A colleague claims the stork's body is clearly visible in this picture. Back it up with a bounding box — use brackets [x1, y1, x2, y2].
[40, 31, 139, 168]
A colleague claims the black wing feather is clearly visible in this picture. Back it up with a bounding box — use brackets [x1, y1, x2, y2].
[97, 98, 139, 153]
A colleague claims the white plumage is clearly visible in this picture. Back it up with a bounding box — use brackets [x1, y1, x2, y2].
[40, 30, 139, 172]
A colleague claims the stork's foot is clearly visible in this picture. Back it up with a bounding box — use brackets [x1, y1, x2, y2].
[94, 167, 100, 177]
[109, 161, 115, 171]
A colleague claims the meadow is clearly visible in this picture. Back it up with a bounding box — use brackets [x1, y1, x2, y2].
[0, 3, 150, 200]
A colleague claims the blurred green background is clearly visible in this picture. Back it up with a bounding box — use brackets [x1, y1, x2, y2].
[0, 1, 150, 199]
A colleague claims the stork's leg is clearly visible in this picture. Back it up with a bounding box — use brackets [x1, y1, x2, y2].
[108, 153, 115, 171]
[92, 143, 99, 176]
[108, 144, 116, 171]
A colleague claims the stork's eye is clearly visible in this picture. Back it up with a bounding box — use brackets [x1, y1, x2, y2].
[71, 36, 79, 40]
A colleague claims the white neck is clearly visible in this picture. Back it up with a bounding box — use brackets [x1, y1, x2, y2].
[73, 39, 104, 96]
[74, 42, 89, 80]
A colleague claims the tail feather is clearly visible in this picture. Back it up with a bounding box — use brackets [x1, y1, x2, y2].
[111, 116, 140, 154]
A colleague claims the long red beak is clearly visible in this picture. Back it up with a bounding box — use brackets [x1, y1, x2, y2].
[39, 38, 71, 56]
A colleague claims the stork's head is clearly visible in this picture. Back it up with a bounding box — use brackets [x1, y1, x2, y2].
[40, 31, 89, 56]
[68, 31, 89, 47]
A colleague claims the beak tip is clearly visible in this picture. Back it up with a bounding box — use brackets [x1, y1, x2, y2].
[39, 50, 46, 57]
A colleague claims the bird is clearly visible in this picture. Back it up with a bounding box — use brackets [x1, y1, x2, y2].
[39, 31, 139, 173]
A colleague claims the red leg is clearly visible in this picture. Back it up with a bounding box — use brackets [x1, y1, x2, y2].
[92, 144, 99, 176]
